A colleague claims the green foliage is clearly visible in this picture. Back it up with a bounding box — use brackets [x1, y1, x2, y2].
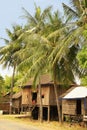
[77, 46, 87, 69]
[0, 75, 5, 96]
[4, 75, 11, 93]
[1, 2, 87, 92]
[77, 46, 87, 85]
[81, 76, 87, 85]
[3, 74, 22, 94]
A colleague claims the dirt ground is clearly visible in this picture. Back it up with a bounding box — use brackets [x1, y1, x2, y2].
[0, 115, 87, 130]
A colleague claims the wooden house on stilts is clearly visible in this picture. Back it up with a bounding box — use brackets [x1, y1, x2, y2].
[21, 74, 72, 121]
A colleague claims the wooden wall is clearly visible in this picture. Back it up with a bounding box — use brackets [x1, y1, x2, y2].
[12, 97, 21, 108]
[22, 85, 70, 107]
[22, 87, 32, 105]
[49, 85, 70, 106]
[62, 98, 87, 116]
[85, 98, 87, 114]
[0, 95, 10, 114]
[49, 85, 56, 105]
[37, 85, 50, 106]
[82, 98, 87, 115]
[62, 100, 76, 115]
[0, 103, 10, 113]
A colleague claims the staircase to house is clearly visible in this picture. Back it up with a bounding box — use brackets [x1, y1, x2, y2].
[25, 103, 37, 117]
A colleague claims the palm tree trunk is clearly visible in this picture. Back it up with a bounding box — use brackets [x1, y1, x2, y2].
[54, 82, 62, 122]
[38, 77, 43, 122]
[9, 65, 16, 114]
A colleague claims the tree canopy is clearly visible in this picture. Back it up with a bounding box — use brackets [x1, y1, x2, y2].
[0, 1, 87, 121]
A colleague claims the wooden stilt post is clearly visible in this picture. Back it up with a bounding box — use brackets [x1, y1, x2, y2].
[21, 105, 23, 113]
[48, 105, 50, 122]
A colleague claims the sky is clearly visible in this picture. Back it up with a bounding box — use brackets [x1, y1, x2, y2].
[0, 0, 69, 77]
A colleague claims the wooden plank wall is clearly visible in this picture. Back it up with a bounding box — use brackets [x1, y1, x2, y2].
[37, 85, 50, 106]
[49, 85, 56, 105]
[22, 85, 71, 106]
[12, 97, 21, 108]
[22, 87, 32, 105]
[0, 103, 10, 111]
[62, 100, 76, 115]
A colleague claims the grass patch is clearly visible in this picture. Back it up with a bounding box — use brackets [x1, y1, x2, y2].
[0, 115, 87, 130]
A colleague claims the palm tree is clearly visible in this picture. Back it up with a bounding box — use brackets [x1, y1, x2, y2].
[42, 1, 87, 121]
[17, 7, 70, 122]
[15, 4, 80, 122]
[17, 35, 48, 122]
[0, 25, 24, 114]
[21, 5, 52, 34]
[16, 5, 54, 122]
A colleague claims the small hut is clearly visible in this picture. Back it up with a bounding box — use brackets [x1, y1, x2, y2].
[12, 91, 22, 114]
[62, 86, 87, 122]
[21, 74, 72, 121]
[0, 92, 10, 114]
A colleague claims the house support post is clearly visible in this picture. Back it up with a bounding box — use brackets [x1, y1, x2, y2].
[21, 105, 23, 113]
[48, 105, 50, 122]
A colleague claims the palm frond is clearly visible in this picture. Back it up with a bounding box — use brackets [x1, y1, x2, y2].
[69, 0, 82, 13]
[21, 7, 37, 25]
[0, 38, 9, 45]
[62, 3, 79, 21]
[41, 6, 52, 20]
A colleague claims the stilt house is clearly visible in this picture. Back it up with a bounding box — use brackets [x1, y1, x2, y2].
[21, 74, 72, 121]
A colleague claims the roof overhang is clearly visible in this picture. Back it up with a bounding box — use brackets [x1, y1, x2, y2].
[62, 86, 87, 100]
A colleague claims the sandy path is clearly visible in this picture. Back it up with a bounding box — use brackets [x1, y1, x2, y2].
[0, 118, 39, 130]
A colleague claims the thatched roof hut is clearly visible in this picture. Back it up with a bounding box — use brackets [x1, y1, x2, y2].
[21, 74, 72, 121]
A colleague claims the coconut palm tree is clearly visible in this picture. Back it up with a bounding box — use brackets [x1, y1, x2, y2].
[17, 8, 74, 122]
[15, 4, 80, 122]
[21, 5, 52, 34]
[0, 25, 24, 114]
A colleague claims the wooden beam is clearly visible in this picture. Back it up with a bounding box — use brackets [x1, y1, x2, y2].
[48, 105, 50, 122]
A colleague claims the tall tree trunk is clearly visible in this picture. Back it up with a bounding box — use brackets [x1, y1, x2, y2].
[9, 65, 15, 114]
[54, 82, 62, 122]
[38, 77, 43, 122]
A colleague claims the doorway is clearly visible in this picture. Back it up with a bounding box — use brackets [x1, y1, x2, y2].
[76, 99, 81, 115]
[32, 92, 37, 104]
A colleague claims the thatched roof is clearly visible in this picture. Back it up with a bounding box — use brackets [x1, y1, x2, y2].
[39, 74, 53, 85]
[24, 74, 53, 87]
[12, 91, 22, 99]
[63, 86, 87, 99]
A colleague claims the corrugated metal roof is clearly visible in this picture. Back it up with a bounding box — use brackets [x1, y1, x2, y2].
[63, 86, 87, 99]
